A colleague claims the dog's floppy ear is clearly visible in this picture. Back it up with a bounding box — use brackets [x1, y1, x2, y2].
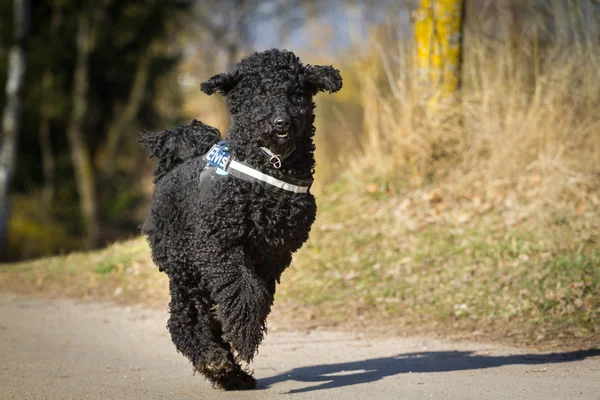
[304, 65, 343, 95]
[200, 71, 241, 96]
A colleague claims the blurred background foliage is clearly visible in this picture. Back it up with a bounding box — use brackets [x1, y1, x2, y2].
[0, 0, 599, 262]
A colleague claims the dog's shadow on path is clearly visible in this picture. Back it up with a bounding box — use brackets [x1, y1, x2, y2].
[258, 349, 600, 394]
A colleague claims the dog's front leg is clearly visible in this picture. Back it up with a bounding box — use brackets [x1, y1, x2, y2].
[201, 245, 273, 363]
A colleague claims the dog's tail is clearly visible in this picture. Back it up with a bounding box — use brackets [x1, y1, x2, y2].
[139, 119, 221, 182]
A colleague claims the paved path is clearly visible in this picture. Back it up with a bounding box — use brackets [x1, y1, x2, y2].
[0, 294, 598, 399]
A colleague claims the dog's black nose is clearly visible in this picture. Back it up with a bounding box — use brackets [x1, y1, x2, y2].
[274, 117, 290, 131]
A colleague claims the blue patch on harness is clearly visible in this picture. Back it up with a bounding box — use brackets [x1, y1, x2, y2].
[205, 141, 231, 174]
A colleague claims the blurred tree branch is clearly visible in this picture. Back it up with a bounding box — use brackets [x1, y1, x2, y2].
[66, 0, 113, 248]
[0, 0, 30, 253]
[96, 51, 150, 179]
[193, 0, 324, 71]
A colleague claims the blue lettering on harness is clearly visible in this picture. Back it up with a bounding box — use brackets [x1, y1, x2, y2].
[205, 143, 230, 174]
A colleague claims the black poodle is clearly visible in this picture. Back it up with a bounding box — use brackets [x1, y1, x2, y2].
[140, 49, 342, 390]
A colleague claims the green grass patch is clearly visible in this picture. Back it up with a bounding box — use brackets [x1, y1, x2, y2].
[95, 262, 117, 275]
[0, 238, 167, 307]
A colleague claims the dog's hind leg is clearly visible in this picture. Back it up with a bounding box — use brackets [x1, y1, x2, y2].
[167, 280, 256, 390]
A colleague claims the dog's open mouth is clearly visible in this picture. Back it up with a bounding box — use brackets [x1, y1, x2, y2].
[276, 132, 289, 138]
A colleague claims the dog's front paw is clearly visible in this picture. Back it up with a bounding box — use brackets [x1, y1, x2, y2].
[220, 368, 256, 391]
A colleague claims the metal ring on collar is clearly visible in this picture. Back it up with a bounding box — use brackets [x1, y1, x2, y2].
[259, 147, 283, 169]
[269, 155, 282, 169]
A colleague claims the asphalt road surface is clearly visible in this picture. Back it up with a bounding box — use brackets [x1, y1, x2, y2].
[1, 294, 598, 400]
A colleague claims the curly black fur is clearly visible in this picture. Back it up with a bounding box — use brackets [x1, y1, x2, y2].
[141, 49, 342, 391]
[139, 120, 221, 182]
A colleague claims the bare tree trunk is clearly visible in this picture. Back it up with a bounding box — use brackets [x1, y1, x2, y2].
[39, 3, 62, 206]
[414, 0, 465, 113]
[96, 52, 150, 178]
[0, 0, 30, 252]
[66, 9, 102, 248]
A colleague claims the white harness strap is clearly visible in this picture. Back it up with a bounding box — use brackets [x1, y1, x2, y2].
[227, 160, 311, 194]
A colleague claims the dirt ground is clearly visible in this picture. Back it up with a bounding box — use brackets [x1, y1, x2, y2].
[1, 293, 599, 400]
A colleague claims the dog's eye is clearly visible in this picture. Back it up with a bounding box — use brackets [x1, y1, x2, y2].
[299, 109, 306, 115]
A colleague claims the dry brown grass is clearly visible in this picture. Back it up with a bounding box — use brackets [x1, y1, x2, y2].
[339, 16, 600, 224]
